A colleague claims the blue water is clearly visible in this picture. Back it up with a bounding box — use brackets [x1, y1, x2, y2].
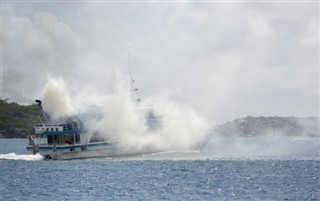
[1, 138, 320, 200]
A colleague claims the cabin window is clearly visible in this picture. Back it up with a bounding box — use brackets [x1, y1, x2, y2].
[67, 123, 72, 130]
[56, 128, 58, 131]
[75, 134, 80, 143]
[48, 135, 53, 144]
[46, 128, 49, 131]
[51, 128, 54, 131]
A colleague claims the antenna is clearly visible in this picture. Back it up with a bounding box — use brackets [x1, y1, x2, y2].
[128, 47, 138, 97]
[128, 48, 134, 94]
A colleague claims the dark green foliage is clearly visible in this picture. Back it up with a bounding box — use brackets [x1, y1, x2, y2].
[0, 99, 42, 138]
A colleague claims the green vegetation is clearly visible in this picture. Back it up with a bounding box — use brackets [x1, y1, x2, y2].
[0, 99, 42, 138]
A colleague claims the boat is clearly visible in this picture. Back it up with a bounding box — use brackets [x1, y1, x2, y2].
[28, 59, 161, 160]
[27, 116, 157, 160]
[27, 100, 159, 160]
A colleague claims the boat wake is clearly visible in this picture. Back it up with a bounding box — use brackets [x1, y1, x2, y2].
[144, 150, 200, 156]
[137, 150, 202, 160]
[0, 153, 44, 161]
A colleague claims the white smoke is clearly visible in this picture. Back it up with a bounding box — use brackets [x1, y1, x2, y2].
[202, 136, 320, 159]
[2, 3, 318, 122]
[40, 77, 75, 120]
[97, 88, 210, 151]
[39, 73, 210, 152]
[147, 97, 210, 150]
[93, 71, 210, 151]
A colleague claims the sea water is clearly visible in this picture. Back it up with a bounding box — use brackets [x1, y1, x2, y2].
[1, 138, 319, 200]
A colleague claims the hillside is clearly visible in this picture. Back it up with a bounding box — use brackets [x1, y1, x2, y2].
[213, 116, 319, 137]
[0, 99, 42, 138]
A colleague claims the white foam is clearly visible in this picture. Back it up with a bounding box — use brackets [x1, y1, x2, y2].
[145, 150, 200, 156]
[0, 153, 44, 161]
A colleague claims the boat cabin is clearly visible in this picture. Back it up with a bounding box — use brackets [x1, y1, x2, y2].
[28, 116, 84, 153]
[33, 119, 81, 145]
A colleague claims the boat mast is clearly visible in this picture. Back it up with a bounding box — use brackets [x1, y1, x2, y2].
[128, 49, 134, 95]
[128, 48, 138, 99]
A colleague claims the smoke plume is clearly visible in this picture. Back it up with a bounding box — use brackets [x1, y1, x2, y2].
[40, 77, 75, 120]
[39, 74, 210, 152]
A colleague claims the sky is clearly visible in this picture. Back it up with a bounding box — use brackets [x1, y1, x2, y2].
[1, 1, 319, 124]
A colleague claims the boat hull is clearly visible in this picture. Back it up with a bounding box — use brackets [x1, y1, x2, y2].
[46, 147, 154, 160]
[27, 141, 157, 160]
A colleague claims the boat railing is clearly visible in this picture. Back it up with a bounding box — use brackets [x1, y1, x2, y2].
[33, 122, 80, 131]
